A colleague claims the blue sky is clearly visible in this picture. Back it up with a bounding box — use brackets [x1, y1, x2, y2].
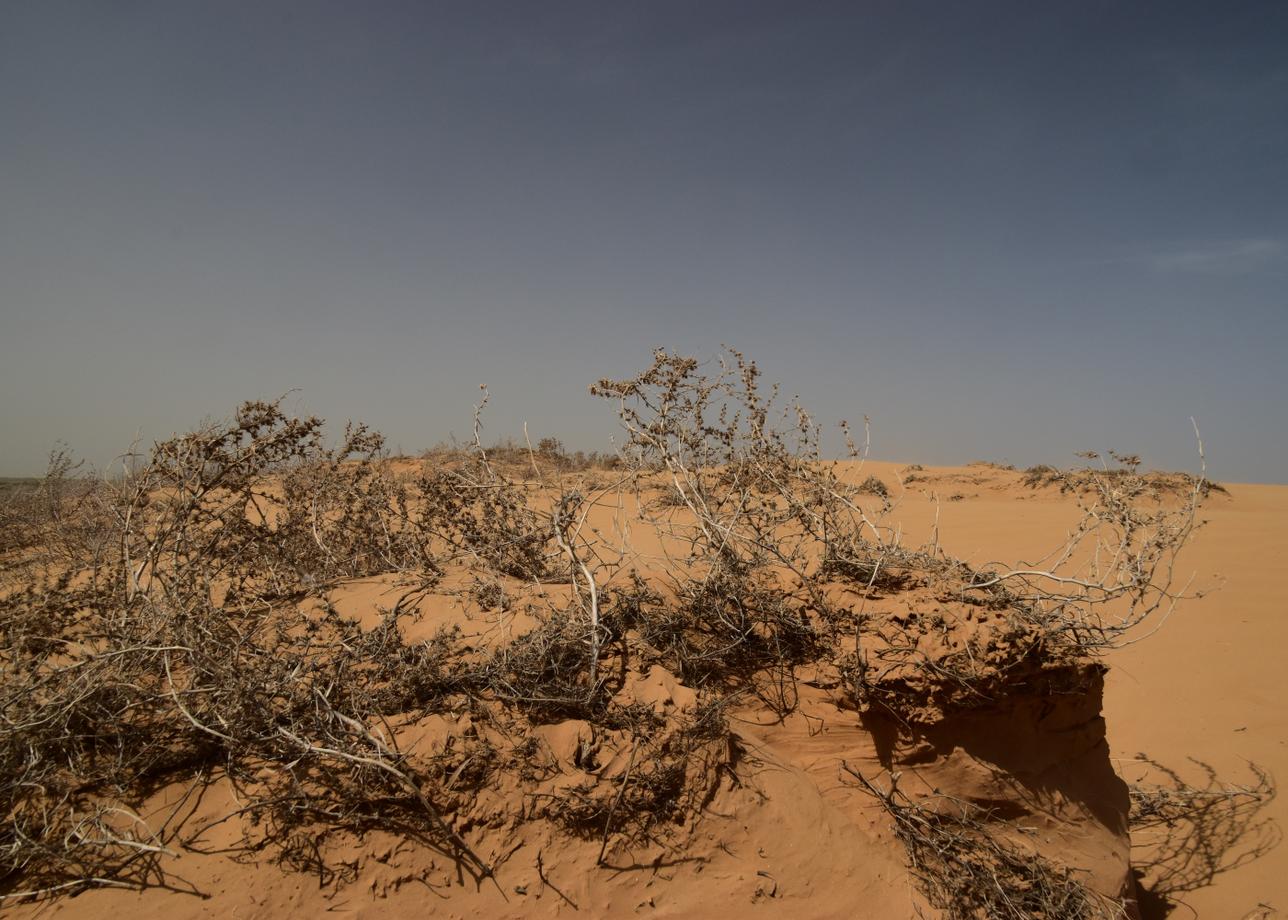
[2, 1, 1285, 480]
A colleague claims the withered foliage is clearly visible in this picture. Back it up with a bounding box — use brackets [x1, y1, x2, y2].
[844, 766, 1123, 919]
[0, 348, 1228, 913]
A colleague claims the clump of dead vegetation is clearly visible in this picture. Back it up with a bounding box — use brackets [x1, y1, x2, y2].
[0, 402, 498, 899]
[844, 765, 1124, 919]
[1022, 453, 1228, 498]
[0, 346, 1223, 912]
[592, 348, 1212, 718]
[421, 434, 617, 480]
[0, 389, 729, 904]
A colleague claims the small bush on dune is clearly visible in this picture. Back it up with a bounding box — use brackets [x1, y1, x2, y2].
[857, 474, 890, 499]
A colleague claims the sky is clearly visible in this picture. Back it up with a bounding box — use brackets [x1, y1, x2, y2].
[2, 1, 1286, 481]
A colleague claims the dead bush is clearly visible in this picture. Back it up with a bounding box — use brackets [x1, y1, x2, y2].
[482, 607, 607, 722]
[639, 560, 819, 696]
[963, 443, 1211, 654]
[0, 347, 1218, 911]
[414, 467, 550, 579]
[541, 698, 733, 862]
[845, 765, 1124, 919]
[858, 474, 890, 500]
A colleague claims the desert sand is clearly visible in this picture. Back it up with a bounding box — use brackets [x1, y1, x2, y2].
[4, 458, 1282, 920]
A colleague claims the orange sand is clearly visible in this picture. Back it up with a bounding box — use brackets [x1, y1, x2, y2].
[15, 462, 1284, 919]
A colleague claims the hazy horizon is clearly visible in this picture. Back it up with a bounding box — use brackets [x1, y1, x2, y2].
[3, 2, 1286, 482]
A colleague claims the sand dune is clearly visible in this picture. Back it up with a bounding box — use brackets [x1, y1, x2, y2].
[5, 458, 1281, 919]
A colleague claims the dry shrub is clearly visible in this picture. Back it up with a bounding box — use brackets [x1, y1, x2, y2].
[858, 474, 891, 500]
[1022, 463, 1061, 488]
[962, 446, 1211, 655]
[413, 457, 551, 580]
[591, 347, 1210, 720]
[0, 391, 687, 903]
[0, 451, 114, 572]
[1022, 456, 1227, 498]
[0, 348, 1223, 911]
[421, 437, 616, 480]
[274, 424, 437, 585]
[587, 347, 1218, 909]
[468, 575, 509, 611]
[483, 607, 605, 721]
[845, 766, 1125, 919]
[542, 697, 733, 861]
[0, 401, 494, 901]
[0, 587, 490, 899]
[817, 539, 915, 592]
[590, 347, 880, 696]
[638, 559, 819, 699]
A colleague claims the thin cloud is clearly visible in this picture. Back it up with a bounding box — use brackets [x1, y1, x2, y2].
[1147, 238, 1283, 274]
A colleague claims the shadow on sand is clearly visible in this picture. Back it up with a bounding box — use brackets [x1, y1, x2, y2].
[1128, 757, 1280, 919]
